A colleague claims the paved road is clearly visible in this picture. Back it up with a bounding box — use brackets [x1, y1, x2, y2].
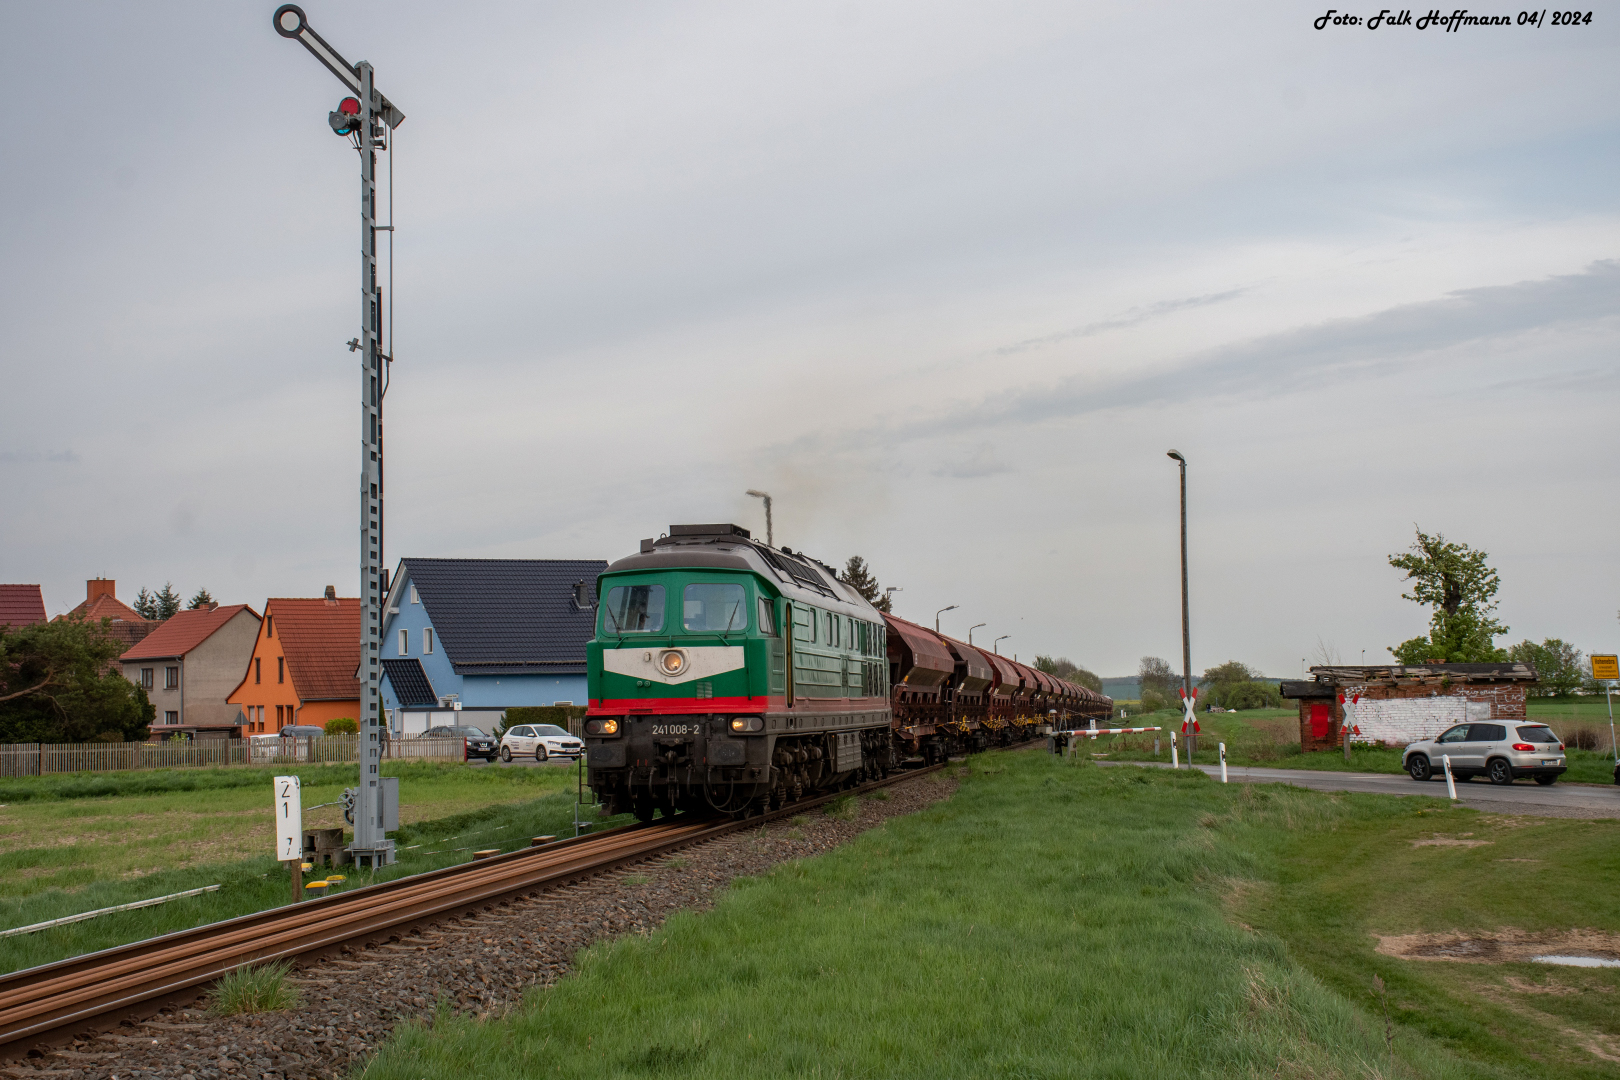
[1096, 760, 1620, 818]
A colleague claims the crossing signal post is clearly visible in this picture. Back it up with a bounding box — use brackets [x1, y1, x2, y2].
[273, 4, 404, 867]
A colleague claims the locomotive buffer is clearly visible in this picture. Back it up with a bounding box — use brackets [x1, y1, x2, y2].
[272, 4, 403, 866]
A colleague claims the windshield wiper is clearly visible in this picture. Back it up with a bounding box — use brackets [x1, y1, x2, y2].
[719, 601, 741, 641]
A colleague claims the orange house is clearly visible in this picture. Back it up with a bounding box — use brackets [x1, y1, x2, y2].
[228, 587, 360, 734]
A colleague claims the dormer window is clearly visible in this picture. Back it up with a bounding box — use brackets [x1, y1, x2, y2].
[410, 586, 419, 604]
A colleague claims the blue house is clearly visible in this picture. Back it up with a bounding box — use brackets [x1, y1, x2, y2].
[379, 558, 606, 737]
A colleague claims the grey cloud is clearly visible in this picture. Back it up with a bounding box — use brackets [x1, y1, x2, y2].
[0, 449, 79, 464]
[932, 444, 1012, 479]
[858, 260, 1619, 449]
[998, 287, 1250, 354]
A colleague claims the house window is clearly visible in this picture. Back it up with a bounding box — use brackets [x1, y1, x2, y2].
[277, 657, 285, 683]
[165, 711, 179, 725]
[410, 585, 419, 604]
[257, 705, 264, 726]
[423, 628, 434, 654]
[255, 658, 262, 684]
[266, 616, 273, 638]
[399, 628, 409, 655]
[140, 667, 154, 689]
[276, 705, 284, 725]
[165, 666, 180, 690]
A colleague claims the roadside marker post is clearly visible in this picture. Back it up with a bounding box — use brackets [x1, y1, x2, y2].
[1170, 733, 1179, 769]
[1441, 755, 1457, 801]
[1219, 742, 1228, 783]
[275, 775, 302, 902]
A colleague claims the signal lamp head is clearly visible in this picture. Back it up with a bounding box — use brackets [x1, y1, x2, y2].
[329, 98, 362, 136]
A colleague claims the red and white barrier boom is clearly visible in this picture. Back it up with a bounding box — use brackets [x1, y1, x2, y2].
[1059, 726, 1163, 738]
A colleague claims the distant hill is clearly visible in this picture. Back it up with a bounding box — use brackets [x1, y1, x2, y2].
[1101, 677, 1140, 701]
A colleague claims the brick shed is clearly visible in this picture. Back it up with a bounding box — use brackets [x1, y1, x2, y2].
[1279, 663, 1538, 752]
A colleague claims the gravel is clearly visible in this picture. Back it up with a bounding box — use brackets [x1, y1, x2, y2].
[5, 769, 960, 1080]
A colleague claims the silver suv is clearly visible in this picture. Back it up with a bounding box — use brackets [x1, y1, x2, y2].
[1404, 722, 1566, 786]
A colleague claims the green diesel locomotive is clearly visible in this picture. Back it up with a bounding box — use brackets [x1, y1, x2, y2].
[583, 524, 893, 820]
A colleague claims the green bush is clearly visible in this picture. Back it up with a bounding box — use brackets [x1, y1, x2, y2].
[323, 717, 358, 735]
[1208, 680, 1282, 710]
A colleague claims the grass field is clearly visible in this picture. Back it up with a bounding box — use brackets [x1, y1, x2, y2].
[363, 750, 1619, 1079]
[0, 762, 627, 975]
[1095, 704, 1618, 784]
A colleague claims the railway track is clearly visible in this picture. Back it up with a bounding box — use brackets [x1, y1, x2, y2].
[0, 759, 956, 1056]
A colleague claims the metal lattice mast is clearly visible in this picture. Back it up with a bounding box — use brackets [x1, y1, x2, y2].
[274, 5, 403, 866]
[354, 59, 387, 863]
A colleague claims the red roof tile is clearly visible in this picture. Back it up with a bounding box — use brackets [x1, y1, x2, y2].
[56, 595, 153, 649]
[269, 597, 362, 702]
[121, 604, 258, 661]
[0, 585, 47, 630]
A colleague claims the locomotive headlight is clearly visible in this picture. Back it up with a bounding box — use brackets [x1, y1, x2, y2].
[585, 718, 620, 736]
[729, 716, 763, 733]
[659, 650, 686, 676]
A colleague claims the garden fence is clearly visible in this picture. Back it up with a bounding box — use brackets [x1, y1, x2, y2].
[0, 735, 467, 777]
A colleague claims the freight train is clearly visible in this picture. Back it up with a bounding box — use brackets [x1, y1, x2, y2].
[582, 523, 1112, 820]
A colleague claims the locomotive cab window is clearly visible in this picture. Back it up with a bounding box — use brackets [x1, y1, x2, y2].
[757, 596, 777, 636]
[601, 584, 665, 634]
[682, 583, 748, 633]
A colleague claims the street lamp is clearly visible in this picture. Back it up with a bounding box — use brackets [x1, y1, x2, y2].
[935, 604, 957, 633]
[1167, 449, 1191, 755]
[968, 622, 986, 645]
[884, 586, 902, 611]
[745, 490, 773, 547]
[994, 635, 1010, 653]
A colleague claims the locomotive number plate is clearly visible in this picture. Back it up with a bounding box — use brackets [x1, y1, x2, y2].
[650, 724, 697, 736]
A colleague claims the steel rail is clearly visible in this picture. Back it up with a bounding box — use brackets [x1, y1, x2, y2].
[0, 759, 955, 1053]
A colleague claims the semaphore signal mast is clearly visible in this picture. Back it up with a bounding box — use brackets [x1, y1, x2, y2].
[272, 4, 404, 867]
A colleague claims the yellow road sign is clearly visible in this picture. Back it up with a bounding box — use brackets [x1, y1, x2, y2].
[1592, 654, 1620, 681]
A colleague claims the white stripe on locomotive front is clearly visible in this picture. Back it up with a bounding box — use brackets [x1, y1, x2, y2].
[600, 645, 746, 686]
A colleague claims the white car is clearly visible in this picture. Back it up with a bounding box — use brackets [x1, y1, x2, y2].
[499, 723, 583, 763]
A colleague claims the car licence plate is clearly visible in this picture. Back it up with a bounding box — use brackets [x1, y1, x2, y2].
[1542, 759, 1558, 765]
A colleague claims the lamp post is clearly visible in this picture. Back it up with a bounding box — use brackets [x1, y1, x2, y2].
[1167, 449, 1191, 755]
[968, 622, 986, 645]
[274, 4, 405, 869]
[745, 490, 773, 547]
[994, 635, 1010, 653]
[935, 604, 957, 633]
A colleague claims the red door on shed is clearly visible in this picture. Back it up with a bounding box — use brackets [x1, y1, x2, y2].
[1309, 703, 1331, 739]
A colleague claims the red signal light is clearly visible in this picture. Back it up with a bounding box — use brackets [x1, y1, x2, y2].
[338, 97, 361, 115]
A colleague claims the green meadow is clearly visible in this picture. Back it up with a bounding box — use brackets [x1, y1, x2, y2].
[1096, 702, 1617, 784]
[0, 762, 627, 974]
[363, 750, 1618, 1079]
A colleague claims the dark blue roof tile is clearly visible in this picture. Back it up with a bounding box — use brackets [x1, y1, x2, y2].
[381, 657, 438, 707]
[402, 558, 605, 676]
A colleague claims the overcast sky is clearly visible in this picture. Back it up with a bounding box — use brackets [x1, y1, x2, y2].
[2, 2, 1616, 679]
